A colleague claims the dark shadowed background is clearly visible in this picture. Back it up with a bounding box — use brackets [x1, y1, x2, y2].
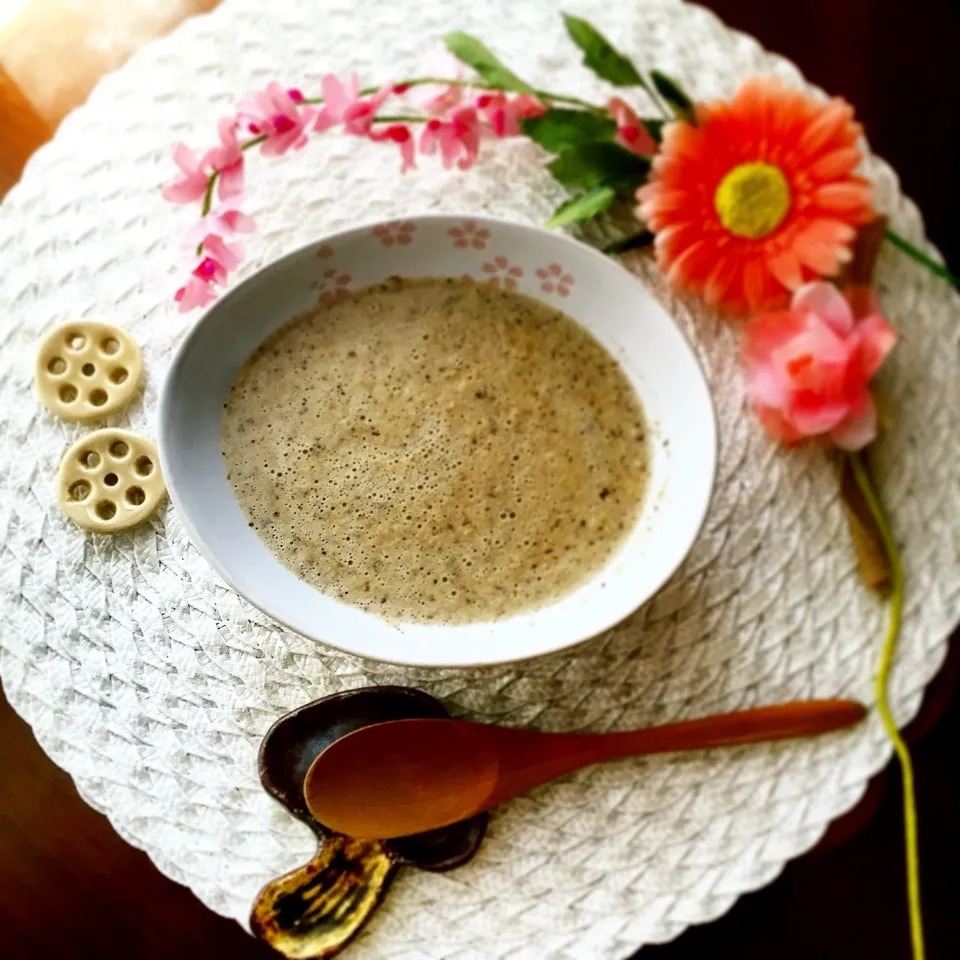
[1, 1, 957, 957]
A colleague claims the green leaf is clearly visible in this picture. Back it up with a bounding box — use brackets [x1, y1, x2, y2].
[522, 108, 617, 153]
[642, 118, 665, 143]
[548, 142, 651, 191]
[562, 13, 645, 88]
[650, 70, 695, 123]
[442, 32, 534, 93]
[546, 187, 617, 228]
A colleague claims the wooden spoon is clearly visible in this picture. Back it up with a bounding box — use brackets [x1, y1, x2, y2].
[304, 699, 867, 839]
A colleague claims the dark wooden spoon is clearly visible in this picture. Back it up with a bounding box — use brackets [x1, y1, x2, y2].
[304, 699, 867, 839]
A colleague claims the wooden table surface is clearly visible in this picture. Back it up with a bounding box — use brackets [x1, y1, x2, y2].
[1, 1, 957, 957]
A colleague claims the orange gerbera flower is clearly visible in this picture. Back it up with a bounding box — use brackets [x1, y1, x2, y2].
[636, 76, 874, 315]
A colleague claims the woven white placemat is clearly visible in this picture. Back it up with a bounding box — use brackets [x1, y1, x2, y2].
[1, 0, 958, 955]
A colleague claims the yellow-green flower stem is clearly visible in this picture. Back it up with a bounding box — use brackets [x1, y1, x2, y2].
[849, 451, 925, 960]
[885, 227, 959, 289]
[199, 134, 266, 220]
[367, 115, 430, 124]
[303, 77, 603, 113]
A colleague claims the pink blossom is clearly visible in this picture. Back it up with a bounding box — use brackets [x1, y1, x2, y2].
[406, 47, 469, 115]
[475, 92, 545, 138]
[420, 107, 481, 170]
[208, 117, 245, 200]
[200, 234, 244, 272]
[173, 253, 226, 312]
[314, 75, 390, 137]
[174, 275, 218, 312]
[183, 199, 256, 249]
[314, 74, 361, 131]
[162, 143, 210, 204]
[742, 282, 897, 450]
[537, 263, 575, 297]
[482, 256, 523, 291]
[373, 222, 416, 247]
[173, 235, 246, 312]
[371, 124, 417, 172]
[607, 96, 658, 156]
[238, 82, 316, 156]
[343, 87, 391, 137]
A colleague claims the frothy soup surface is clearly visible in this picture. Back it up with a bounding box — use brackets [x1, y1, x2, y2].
[222, 276, 650, 624]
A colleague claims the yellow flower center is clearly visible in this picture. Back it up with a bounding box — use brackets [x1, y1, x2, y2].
[714, 162, 791, 239]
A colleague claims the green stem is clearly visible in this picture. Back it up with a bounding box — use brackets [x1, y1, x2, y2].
[200, 170, 217, 221]
[200, 134, 267, 220]
[642, 75, 671, 120]
[195, 135, 267, 253]
[405, 77, 603, 112]
[372, 114, 429, 124]
[304, 77, 603, 113]
[849, 451, 925, 960]
[885, 227, 958, 288]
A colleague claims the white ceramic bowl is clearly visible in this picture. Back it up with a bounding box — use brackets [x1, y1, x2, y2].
[159, 215, 716, 667]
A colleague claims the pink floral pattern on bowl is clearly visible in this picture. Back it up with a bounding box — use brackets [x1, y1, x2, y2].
[481, 256, 524, 291]
[316, 244, 334, 260]
[537, 263, 575, 297]
[448, 220, 490, 250]
[373, 221, 416, 247]
[311, 269, 352, 304]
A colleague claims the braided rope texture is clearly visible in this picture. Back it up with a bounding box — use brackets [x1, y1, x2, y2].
[0, 0, 958, 955]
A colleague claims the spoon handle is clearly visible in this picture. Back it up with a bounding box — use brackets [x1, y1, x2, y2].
[589, 699, 868, 759]
[485, 699, 866, 809]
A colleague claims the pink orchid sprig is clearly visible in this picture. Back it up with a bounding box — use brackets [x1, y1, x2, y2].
[184, 77, 601, 221]
[165, 69, 618, 309]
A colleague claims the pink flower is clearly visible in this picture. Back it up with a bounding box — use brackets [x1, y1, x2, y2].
[174, 253, 226, 312]
[373, 222, 416, 247]
[475, 92, 545, 137]
[173, 235, 245, 312]
[183, 199, 255, 249]
[174, 275, 218, 312]
[448, 220, 490, 249]
[314, 75, 390, 137]
[742, 282, 897, 450]
[536, 263, 575, 297]
[162, 143, 210, 204]
[311, 268, 353, 304]
[200, 234, 244, 272]
[420, 107, 481, 170]
[208, 117, 245, 200]
[314, 74, 361, 131]
[405, 48, 469, 115]
[343, 87, 391, 137]
[607, 96, 658, 156]
[371, 124, 417, 172]
[238, 82, 316, 156]
[482, 256, 523, 291]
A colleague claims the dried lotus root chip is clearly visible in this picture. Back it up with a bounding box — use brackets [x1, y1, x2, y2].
[56, 429, 165, 532]
[35, 320, 142, 422]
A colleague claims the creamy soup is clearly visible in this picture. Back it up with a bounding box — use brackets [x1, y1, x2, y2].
[222, 276, 650, 624]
